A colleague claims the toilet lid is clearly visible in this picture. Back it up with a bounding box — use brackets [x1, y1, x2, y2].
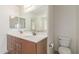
[58, 47, 71, 54]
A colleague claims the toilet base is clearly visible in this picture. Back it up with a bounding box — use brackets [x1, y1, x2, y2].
[54, 50, 59, 54]
[58, 47, 71, 54]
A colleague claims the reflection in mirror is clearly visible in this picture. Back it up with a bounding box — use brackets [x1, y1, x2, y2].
[9, 16, 25, 29]
[9, 5, 48, 33]
[24, 5, 48, 32]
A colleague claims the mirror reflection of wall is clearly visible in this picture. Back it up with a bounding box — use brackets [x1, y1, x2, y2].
[37, 16, 47, 32]
[31, 16, 47, 32]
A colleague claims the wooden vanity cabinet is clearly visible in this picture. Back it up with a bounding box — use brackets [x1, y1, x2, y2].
[7, 35, 47, 54]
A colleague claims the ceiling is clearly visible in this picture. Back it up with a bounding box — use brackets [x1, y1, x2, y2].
[24, 5, 48, 16]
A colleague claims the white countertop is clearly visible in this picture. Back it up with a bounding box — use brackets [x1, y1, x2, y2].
[7, 30, 47, 43]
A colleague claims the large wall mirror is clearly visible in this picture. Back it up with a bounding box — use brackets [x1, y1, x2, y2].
[9, 5, 48, 32]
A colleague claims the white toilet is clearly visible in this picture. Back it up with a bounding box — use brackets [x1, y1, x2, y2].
[58, 36, 71, 54]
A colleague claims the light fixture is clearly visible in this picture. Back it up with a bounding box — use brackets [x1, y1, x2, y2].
[24, 5, 36, 13]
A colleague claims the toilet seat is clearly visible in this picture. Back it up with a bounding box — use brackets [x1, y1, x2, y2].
[58, 47, 71, 54]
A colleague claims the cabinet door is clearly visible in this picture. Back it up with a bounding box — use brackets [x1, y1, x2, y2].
[37, 39, 47, 54]
[21, 39, 37, 54]
[15, 38, 22, 54]
[7, 35, 16, 53]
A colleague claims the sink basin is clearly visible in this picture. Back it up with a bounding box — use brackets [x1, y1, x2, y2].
[20, 32, 47, 39]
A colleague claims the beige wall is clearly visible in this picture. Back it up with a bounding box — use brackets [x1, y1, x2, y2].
[53, 6, 77, 54]
[0, 6, 19, 53]
[76, 6, 79, 54]
[48, 6, 54, 54]
[48, 5, 77, 54]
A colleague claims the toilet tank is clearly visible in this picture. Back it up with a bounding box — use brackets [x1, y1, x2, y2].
[59, 36, 71, 47]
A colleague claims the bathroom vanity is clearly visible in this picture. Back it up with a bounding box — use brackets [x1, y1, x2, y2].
[7, 31, 47, 54]
[8, 6, 48, 54]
